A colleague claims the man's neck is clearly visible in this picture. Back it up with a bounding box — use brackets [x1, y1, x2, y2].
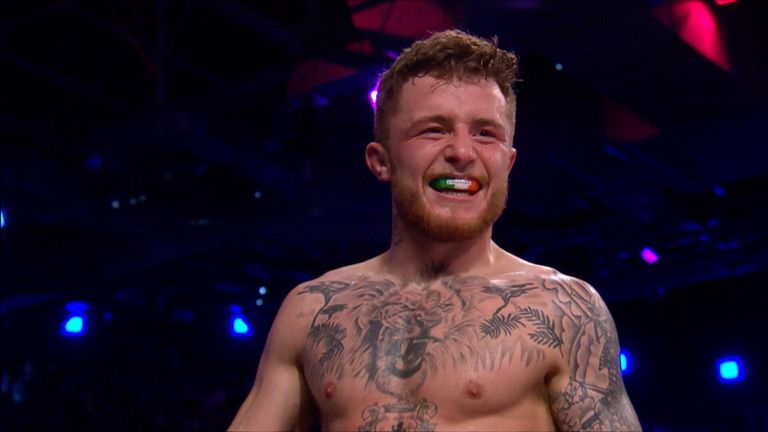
[381, 219, 499, 281]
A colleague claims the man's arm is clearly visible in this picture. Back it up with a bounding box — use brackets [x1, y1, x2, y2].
[229, 289, 315, 432]
[546, 275, 641, 431]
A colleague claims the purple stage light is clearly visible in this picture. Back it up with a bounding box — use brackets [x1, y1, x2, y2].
[640, 247, 659, 265]
[369, 81, 380, 110]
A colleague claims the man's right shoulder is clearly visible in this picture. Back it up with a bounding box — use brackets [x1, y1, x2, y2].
[281, 258, 380, 312]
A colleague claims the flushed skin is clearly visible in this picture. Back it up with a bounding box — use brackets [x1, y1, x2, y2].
[229, 59, 640, 432]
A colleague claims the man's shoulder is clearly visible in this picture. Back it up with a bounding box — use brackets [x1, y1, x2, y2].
[283, 256, 383, 303]
[490, 249, 558, 280]
[491, 251, 604, 300]
[317, 256, 381, 281]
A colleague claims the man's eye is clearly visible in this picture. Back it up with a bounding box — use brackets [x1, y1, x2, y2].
[422, 127, 444, 134]
[478, 129, 495, 137]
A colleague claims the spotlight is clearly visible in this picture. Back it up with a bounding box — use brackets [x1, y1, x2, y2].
[640, 247, 659, 265]
[61, 302, 88, 337]
[620, 349, 631, 374]
[369, 81, 380, 110]
[229, 305, 252, 337]
[555, 63, 564, 71]
[717, 356, 744, 383]
[111, 200, 121, 209]
[1, 209, 5, 228]
[255, 298, 264, 307]
[259, 286, 267, 295]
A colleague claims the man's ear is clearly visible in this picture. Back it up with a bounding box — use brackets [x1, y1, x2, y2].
[507, 146, 517, 173]
[365, 142, 391, 181]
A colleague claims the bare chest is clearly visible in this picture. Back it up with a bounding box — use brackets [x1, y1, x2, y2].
[297, 275, 565, 428]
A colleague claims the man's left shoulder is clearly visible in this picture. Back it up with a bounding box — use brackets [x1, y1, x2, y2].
[493, 256, 607, 307]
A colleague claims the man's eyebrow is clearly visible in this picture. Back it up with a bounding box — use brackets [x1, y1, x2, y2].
[408, 115, 452, 128]
[473, 118, 506, 130]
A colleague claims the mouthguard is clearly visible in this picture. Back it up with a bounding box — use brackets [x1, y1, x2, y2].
[429, 178, 480, 193]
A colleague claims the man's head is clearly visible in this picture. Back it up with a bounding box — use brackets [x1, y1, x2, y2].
[366, 30, 520, 243]
[374, 30, 519, 148]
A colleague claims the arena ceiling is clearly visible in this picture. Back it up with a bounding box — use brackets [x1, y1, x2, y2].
[2, 0, 767, 317]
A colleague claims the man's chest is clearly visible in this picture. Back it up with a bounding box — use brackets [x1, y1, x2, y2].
[298, 275, 564, 405]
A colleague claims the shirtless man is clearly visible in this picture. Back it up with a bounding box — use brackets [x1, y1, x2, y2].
[229, 30, 641, 431]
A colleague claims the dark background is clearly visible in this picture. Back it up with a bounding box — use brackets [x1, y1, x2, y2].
[2, 0, 767, 430]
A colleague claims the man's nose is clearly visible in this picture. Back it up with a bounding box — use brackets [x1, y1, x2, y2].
[443, 129, 477, 168]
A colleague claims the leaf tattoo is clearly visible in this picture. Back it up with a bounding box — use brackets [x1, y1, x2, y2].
[519, 307, 563, 349]
[480, 313, 526, 340]
[308, 322, 347, 364]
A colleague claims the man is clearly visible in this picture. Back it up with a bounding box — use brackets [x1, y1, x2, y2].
[230, 30, 641, 431]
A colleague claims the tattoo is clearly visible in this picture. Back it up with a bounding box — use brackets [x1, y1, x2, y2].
[545, 276, 639, 430]
[299, 273, 638, 431]
[359, 399, 437, 432]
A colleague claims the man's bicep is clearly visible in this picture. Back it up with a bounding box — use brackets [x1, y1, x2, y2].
[229, 292, 314, 431]
[546, 276, 641, 431]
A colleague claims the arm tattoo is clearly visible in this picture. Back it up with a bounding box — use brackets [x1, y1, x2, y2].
[545, 277, 640, 431]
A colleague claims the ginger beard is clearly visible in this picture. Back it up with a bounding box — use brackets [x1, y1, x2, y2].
[390, 164, 508, 242]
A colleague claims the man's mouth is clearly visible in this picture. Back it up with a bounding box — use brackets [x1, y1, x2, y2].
[387, 337, 430, 379]
[428, 177, 482, 196]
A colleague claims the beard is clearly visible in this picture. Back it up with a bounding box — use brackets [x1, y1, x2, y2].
[390, 169, 508, 242]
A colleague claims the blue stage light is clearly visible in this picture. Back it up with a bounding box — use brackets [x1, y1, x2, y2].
[1, 209, 5, 228]
[255, 298, 264, 306]
[717, 356, 744, 383]
[233, 317, 250, 334]
[64, 316, 84, 333]
[620, 349, 631, 374]
[259, 286, 267, 295]
[62, 302, 88, 336]
[229, 305, 252, 337]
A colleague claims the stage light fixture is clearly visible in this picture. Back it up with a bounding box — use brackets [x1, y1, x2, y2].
[230, 305, 252, 337]
[717, 356, 744, 383]
[1, 210, 5, 228]
[555, 63, 563, 71]
[640, 247, 659, 265]
[111, 200, 120, 209]
[255, 299, 264, 306]
[62, 302, 88, 336]
[259, 286, 267, 295]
